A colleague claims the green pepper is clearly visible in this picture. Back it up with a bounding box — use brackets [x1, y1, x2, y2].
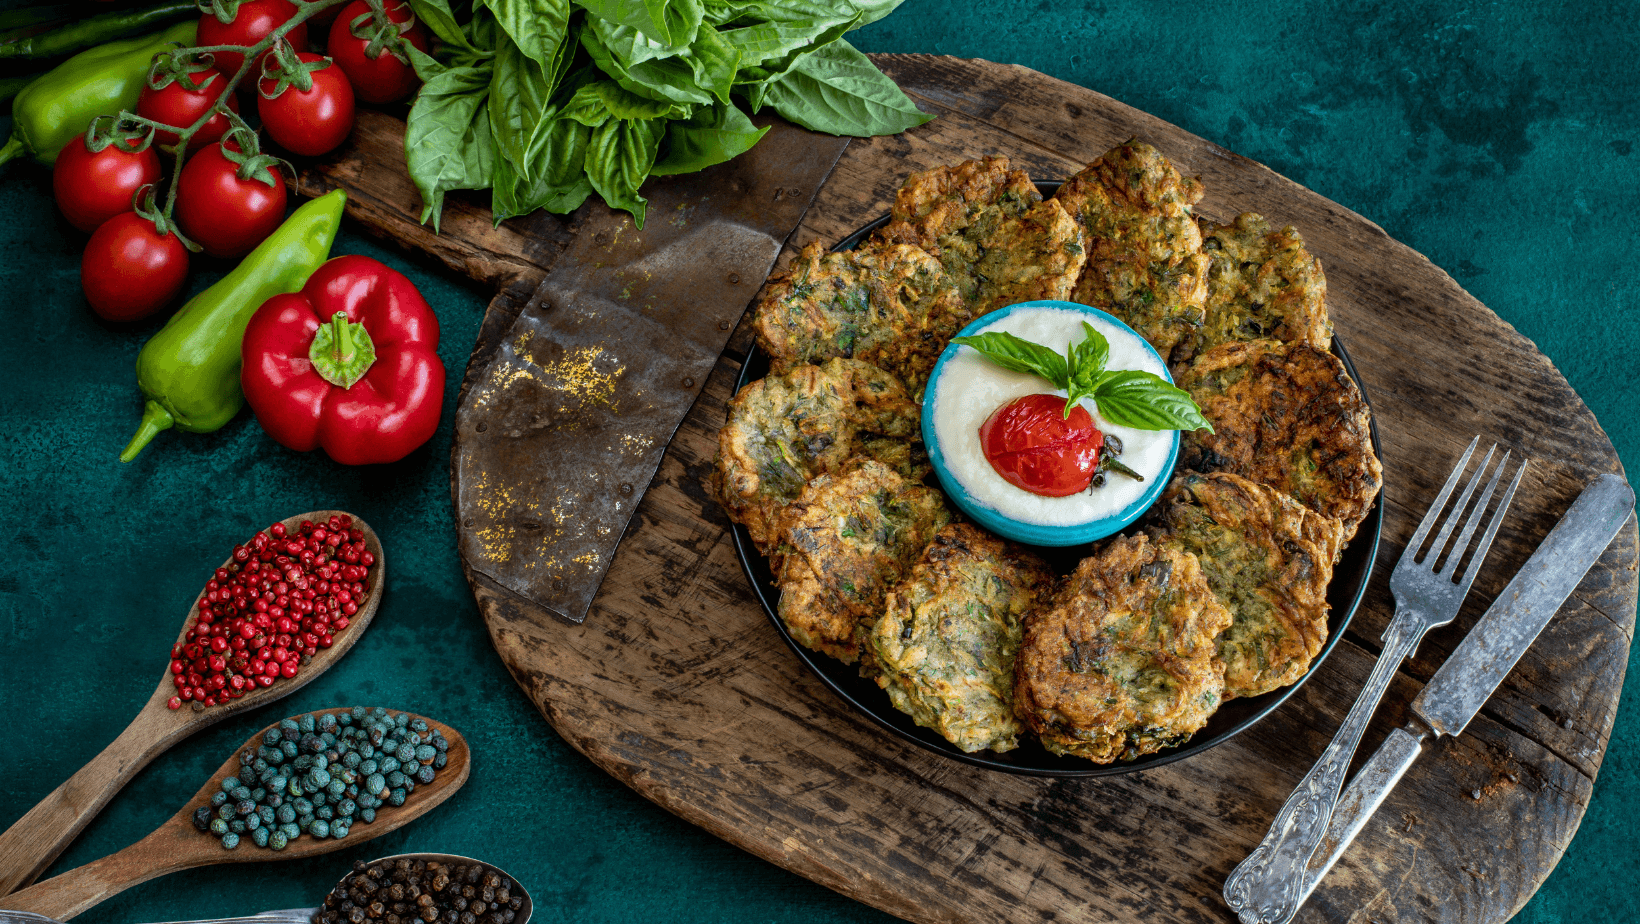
[0, 0, 198, 61]
[121, 189, 349, 463]
[0, 20, 195, 167]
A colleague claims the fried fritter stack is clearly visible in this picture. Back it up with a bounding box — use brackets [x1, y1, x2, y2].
[709, 139, 1382, 764]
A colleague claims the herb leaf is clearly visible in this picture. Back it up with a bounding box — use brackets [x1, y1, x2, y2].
[650, 99, 768, 175]
[755, 39, 933, 136]
[406, 63, 495, 231]
[1090, 370, 1214, 432]
[486, 0, 570, 67]
[950, 331, 1068, 386]
[585, 117, 663, 225]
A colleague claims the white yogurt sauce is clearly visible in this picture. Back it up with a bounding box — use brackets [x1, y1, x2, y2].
[931, 307, 1174, 527]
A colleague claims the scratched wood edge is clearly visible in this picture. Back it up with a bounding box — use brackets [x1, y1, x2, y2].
[285, 58, 1636, 924]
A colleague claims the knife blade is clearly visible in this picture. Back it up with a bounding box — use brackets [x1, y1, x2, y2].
[453, 119, 850, 624]
[1287, 472, 1634, 909]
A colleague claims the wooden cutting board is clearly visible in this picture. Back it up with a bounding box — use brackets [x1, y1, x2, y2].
[293, 55, 1636, 924]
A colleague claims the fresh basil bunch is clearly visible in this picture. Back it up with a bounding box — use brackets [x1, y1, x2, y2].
[404, 0, 933, 229]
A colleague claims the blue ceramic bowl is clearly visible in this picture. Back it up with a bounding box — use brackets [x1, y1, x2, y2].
[921, 301, 1180, 546]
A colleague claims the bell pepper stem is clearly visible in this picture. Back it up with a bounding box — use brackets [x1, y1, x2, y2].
[331, 311, 353, 363]
[309, 310, 376, 389]
[120, 399, 175, 462]
[0, 135, 24, 167]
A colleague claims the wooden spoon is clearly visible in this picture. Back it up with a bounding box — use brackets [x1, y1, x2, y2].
[0, 511, 386, 897]
[0, 709, 469, 921]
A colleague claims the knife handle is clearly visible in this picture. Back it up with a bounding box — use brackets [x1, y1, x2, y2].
[1294, 724, 1428, 905]
[1223, 612, 1424, 924]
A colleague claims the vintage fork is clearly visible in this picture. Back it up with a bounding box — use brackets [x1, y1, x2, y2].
[1223, 436, 1526, 924]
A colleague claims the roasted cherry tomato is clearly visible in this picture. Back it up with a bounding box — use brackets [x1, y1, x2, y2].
[978, 393, 1104, 497]
[197, 0, 309, 80]
[258, 53, 356, 156]
[136, 69, 239, 150]
[81, 212, 190, 322]
[52, 133, 162, 233]
[174, 140, 289, 259]
[326, 0, 429, 104]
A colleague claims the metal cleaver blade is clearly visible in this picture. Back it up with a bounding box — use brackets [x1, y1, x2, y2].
[454, 120, 850, 625]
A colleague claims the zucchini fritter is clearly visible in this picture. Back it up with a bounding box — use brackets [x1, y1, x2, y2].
[1054, 139, 1211, 358]
[1173, 212, 1331, 363]
[1175, 339, 1381, 537]
[876, 157, 1086, 317]
[866, 524, 1055, 753]
[753, 240, 966, 391]
[711, 358, 925, 554]
[771, 460, 953, 663]
[1148, 472, 1346, 699]
[1013, 534, 1232, 763]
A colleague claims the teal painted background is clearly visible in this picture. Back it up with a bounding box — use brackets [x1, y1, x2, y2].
[0, 1, 1634, 921]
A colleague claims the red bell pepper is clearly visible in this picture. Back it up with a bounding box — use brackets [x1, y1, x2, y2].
[242, 254, 444, 465]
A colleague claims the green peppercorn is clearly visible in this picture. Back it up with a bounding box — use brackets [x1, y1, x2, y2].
[217, 804, 236, 821]
[359, 807, 376, 823]
[229, 819, 246, 834]
[209, 818, 228, 835]
[221, 832, 240, 849]
[310, 819, 331, 838]
[269, 830, 289, 850]
[252, 826, 270, 848]
[388, 789, 406, 807]
[221, 776, 241, 793]
[211, 791, 229, 807]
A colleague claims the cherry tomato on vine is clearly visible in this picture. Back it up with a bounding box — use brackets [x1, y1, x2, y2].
[81, 213, 190, 322]
[978, 393, 1104, 496]
[175, 141, 289, 259]
[137, 70, 240, 150]
[197, 0, 309, 80]
[327, 0, 429, 104]
[259, 53, 356, 156]
[52, 133, 162, 233]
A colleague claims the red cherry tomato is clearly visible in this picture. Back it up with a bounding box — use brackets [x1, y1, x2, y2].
[174, 141, 289, 259]
[196, 0, 309, 80]
[978, 393, 1104, 497]
[52, 133, 162, 233]
[258, 53, 356, 156]
[136, 70, 239, 150]
[326, 0, 429, 104]
[81, 213, 190, 322]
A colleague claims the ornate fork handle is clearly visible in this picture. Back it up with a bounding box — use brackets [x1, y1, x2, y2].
[1223, 610, 1426, 924]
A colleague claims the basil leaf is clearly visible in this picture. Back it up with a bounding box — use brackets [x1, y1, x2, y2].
[590, 16, 688, 65]
[492, 117, 595, 221]
[488, 36, 554, 174]
[575, 0, 703, 47]
[585, 118, 661, 225]
[485, 0, 570, 66]
[950, 331, 1068, 388]
[719, 11, 856, 75]
[1071, 322, 1109, 384]
[1090, 371, 1214, 432]
[758, 39, 933, 136]
[408, 0, 476, 51]
[563, 80, 680, 126]
[581, 24, 714, 104]
[650, 99, 767, 175]
[848, 0, 902, 28]
[686, 24, 739, 104]
[406, 64, 495, 231]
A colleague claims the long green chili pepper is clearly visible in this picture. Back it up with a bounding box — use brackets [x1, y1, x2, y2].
[0, 0, 197, 60]
[122, 190, 350, 463]
[0, 20, 194, 166]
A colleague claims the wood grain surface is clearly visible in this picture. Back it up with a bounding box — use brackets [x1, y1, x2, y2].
[290, 55, 1635, 924]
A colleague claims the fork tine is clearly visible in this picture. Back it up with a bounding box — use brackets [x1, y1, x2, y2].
[1407, 436, 1479, 558]
[1427, 443, 1496, 566]
[1451, 456, 1528, 591]
[1436, 449, 1508, 579]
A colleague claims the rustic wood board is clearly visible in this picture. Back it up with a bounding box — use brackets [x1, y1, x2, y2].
[293, 55, 1636, 924]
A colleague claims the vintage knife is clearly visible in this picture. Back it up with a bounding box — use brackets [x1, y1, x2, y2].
[453, 119, 851, 624]
[1276, 472, 1634, 916]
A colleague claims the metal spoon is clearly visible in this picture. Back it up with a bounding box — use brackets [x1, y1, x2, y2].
[0, 854, 532, 924]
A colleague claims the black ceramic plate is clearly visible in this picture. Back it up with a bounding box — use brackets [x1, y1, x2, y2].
[728, 194, 1383, 777]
